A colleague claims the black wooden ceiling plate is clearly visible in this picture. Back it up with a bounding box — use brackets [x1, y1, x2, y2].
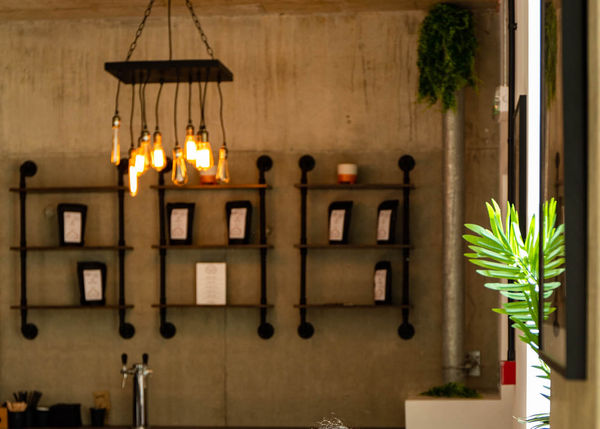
[104, 59, 233, 84]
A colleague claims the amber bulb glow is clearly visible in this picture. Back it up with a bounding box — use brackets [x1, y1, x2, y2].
[142, 131, 152, 170]
[134, 147, 146, 175]
[184, 125, 197, 162]
[151, 131, 166, 171]
[172, 145, 188, 186]
[195, 128, 213, 170]
[111, 115, 121, 165]
[128, 149, 139, 197]
[216, 146, 230, 184]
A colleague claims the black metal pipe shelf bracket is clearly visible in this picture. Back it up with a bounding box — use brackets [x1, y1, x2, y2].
[156, 155, 275, 339]
[15, 160, 135, 340]
[117, 159, 136, 339]
[296, 154, 416, 339]
[397, 155, 415, 340]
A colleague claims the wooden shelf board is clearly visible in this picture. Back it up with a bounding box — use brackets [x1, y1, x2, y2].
[10, 304, 134, 310]
[10, 245, 133, 251]
[152, 244, 272, 250]
[151, 184, 269, 190]
[294, 183, 413, 190]
[294, 303, 410, 309]
[151, 303, 273, 308]
[295, 243, 410, 249]
[9, 186, 127, 193]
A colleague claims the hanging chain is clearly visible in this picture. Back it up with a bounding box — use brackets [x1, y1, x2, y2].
[185, 0, 215, 59]
[114, 0, 155, 114]
[125, 0, 156, 61]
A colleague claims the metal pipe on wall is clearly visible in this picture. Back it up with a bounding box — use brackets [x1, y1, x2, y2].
[442, 90, 466, 383]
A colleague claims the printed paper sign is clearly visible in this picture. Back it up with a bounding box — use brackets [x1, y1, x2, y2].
[83, 269, 103, 301]
[229, 208, 247, 239]
[170, 208, 189, 240]
[329, 209, 345, 241]
[64, 211, 82, 243]
[374, 269, 387, 301]
[196, 263, 226, 305]
[377, 209, 392, 241]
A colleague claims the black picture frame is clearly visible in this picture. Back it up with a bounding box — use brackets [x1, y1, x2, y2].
[374, 261, 392, 305]
[57, 203, 87, 246]
[166, 202, 195, 245]
[328, 201, 353, 244]
[539, 0, 587, 379]
[226, 201, 252, 244]
[77, 261, 107, 306]
[376, 200, 399, 244]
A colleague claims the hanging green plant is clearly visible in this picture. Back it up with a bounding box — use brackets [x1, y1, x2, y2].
[544, 0, 557, 106]
[417, 3, 477, 111]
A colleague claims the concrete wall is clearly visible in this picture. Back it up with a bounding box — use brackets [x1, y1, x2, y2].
[0, 9, 499, 427]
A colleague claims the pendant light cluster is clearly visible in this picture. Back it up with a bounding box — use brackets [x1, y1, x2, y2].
[106, 0, 233, 196]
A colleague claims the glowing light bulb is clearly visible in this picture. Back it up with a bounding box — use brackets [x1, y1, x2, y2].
[172, 145, 188, 186]
[216, 146, 230, 184]
[111, 114, 121, 165]
[141, 129, 152, 171]
[195, 128, 214, 170]
[134, 146, 145, 175]
[151, 131, 166, 171]
[128, 148, 139, 197]
[184, 125, 197, 162]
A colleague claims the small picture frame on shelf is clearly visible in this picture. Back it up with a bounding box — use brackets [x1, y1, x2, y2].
[166, 202, 195, 245]
[376, 200, 399, 244]
[328, 201, 353, 244]
[77, 261, 107, 306]
[196, 262, 227, 305]
[226, 201, 252, 244]
[58, 203, 87, 246]
[374, 261, 392, 305]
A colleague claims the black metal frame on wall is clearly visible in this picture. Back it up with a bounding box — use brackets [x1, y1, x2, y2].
[294, 154, 415, 339]
[539, 0, 587, 379]
[151, 155, 275, 340]
[10, 160, 136, 340]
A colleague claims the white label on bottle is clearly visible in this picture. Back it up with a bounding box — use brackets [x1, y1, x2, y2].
[83, 269, 103, 301]
[329, 209, 346, 241]
[229, 208, 247, 239]
[374, 269, 387, 301]
[377, 209, 392, 241]
[196, 262, 227, 305]
[64, 211, 82, 243]
[170, 208, 189, 240]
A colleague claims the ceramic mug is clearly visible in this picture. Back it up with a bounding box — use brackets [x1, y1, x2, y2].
[337, 163, 357, 184]
[199, 166, 218, 184]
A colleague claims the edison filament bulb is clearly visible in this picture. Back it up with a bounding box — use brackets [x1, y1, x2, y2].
[216, 145, 230, 184]
[140, 129, 152, 171]
[128, 148, 139, 197]
[184, 124, 197, 162]
[151, 131, 166, 171]
[195, 127, 214, 170]
[111, 114, 121, 165]
[172, 145, 188, 186]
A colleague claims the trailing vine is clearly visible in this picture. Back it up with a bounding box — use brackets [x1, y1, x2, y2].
[417, 3, 477, 111]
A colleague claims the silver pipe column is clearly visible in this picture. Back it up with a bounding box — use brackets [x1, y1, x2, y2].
[442, 90, 466, 383]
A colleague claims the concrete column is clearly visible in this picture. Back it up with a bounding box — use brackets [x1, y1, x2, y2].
[442, 90, 466, 383]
